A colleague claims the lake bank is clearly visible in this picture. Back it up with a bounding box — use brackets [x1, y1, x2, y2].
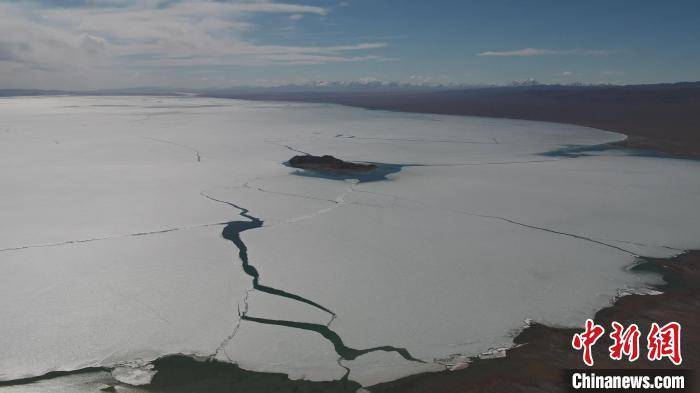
[370, 250, 700, 392]
[203, 83, 700, 158]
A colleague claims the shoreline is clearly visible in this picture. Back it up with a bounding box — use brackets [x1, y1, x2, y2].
[370, 251, 700, 392]
[202, 86, 700, 158]
[3, 250, 695, 392]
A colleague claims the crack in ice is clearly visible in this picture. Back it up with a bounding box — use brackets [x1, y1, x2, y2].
[250, 184, 340, 204]
[212, 288, 252, 362]
[201, 186, 425, 369]
[334, 133, 498, 144]
[0, 222, 228, 253]
[200, 191, 336, 315]
[142, 136, 202, 162]
[241, 315, 425, 363]
[354, 189, 641, 256]
[265, 140, 311, 156]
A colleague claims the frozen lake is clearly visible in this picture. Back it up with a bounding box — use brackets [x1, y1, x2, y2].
[1, 96, 699, 388]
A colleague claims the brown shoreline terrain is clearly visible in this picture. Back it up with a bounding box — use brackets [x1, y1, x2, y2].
[205, 82, 700, 158]
[370, 251, 700, 393]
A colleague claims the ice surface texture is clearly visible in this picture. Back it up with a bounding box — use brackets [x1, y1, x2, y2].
[0, 96, 699, 387]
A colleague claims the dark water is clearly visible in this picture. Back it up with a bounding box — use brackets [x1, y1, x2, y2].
[540, 143, 621, 158]
[220, 207, 333, 314]
[203, 192, 333, 315]
[0, 367, 109, 386]
[212, 193, 422, 364]
[540, 142, 696, 159]
[242, 316, 425, 362]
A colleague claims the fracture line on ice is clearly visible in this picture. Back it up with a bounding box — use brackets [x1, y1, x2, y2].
[200, 190, 336, 315]
[354, 189, 641, 256]
[588, 237, 686, 252]
[212, 288, 252, 362]
[337, 358, 351, 380]
[142, 136, 202, 162]
[465, 213, 638, 255]
[201, 187, 425, 366]
[244, 181, 356, 230]
[250, 185, 340, 204]
[241, 315, 425, 363]
[419, 159, 558, 166]
[265, 140, 311, 156]
[334, 133, 498, 144]
[0, 222, 228, 253]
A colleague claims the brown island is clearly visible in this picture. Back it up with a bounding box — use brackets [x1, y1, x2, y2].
[288, 154, 377, 172]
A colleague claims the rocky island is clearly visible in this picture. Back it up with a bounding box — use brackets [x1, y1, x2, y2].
[288, 154, 377, 173]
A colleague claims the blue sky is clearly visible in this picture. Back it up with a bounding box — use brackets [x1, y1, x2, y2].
[1, 0, 699, 88]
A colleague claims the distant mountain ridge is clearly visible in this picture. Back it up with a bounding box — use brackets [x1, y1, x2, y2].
[3, 81, 699, 97]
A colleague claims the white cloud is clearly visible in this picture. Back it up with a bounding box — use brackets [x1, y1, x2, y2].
[602, 70, 625, 75]
[409, 74, 432, 82]
[561, 71, 573, 76]
[0, 1, 387, 88]
[477, 48, 614, 57]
